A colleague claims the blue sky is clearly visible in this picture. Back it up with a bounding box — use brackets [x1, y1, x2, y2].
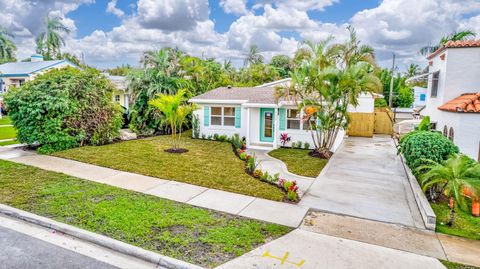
[2, 0, 479, 69]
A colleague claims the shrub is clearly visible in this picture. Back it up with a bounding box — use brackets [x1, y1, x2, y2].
[192, 114, 200, 138]
[201, 134, 206, 139]
[395, 87, 414, 108]
[252, 169, 263, 178]
[417, 116, 431, 131]
[374, 98, 388, 108]
[304, 142, 310, 149]
[213, 133, 219, 140]
[296, 141, 303, 149]
[399, 131, 459, 171]
[4, 67, 122, 153]
[230, 134, 243, 150]
[278, 179, 299, 201]
[246, 156, 257, 174]
[260, 171, 269, 181]
[291, 142, 297, 148]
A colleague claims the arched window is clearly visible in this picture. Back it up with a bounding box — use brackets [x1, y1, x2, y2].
[443, 125, 448, 137]
[448, 127, 454, 142]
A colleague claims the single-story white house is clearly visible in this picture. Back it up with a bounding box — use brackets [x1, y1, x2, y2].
[0, 54, 77, 94]
[421, 40, 480, 161]
[104, 74, 130, 110]
[189, 79, 375, 151]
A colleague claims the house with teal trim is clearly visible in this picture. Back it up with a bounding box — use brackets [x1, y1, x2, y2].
[191, 87, 346, 151]
[0, 54, 77, 94]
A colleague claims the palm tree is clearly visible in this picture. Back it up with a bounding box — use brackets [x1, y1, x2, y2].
[406, 64, 420, 77]
[0, 27, 16, 63]
[36, 15, 71, 59]
[420, 30, 476, 56]
[329, 26, 376, 68]
[148, 89, 196, 151]
[418, 154, 480, 225]
[243, 45, 264, 67]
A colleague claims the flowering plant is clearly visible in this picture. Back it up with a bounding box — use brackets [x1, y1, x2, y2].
[279, 133, 291, 146]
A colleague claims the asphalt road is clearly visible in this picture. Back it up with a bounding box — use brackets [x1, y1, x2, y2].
[0, 226, 119, 269]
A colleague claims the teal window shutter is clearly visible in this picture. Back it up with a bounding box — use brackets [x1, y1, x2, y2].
[235, 107, 241, 128]
[204, 106, 210, 127]
[279, 108, 286, 130]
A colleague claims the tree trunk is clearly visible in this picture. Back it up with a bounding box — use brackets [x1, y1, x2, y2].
[447, 197, 455, 226]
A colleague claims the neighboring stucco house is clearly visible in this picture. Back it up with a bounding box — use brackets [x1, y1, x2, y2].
[189, 78, 374, 151]
[0, 54, 77, 94]
[105, 74, 130, 110]
[421, 40, 480, 161]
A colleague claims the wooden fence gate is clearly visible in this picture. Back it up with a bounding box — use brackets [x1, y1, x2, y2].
[348, 108, 393, 137]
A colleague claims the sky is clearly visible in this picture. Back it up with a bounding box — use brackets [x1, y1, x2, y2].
[1, 0, 479, 70]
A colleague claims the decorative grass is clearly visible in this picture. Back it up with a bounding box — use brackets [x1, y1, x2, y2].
[268, 148, 328, 177]
[0, 160, 291, 267]
[53, 133, 285, 201]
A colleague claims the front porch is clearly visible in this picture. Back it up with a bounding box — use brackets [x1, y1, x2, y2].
[245, 106, 279, 150]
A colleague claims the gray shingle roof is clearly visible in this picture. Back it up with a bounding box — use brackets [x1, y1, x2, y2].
[0, 60, 67, 76]
[190, 87, 279, 104]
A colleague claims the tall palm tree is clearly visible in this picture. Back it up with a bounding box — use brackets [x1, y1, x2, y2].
[420, 30, 476, 56]
[329, 26, 376, 68]
[418, 154, 480, 225]
[36, 15, 71, 59]
[243, 45, 264, 67]
[0, 27, 16, 63]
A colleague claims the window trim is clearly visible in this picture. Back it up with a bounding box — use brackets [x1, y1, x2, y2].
[210, 106, 236, 127]
[286, 108, 301, 130]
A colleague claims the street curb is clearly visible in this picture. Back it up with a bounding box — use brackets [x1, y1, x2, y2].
[0, 204, 204, 269]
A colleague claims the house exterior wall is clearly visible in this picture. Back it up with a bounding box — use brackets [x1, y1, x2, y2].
[423, 47, 480, 121]
[413, 87, 427, 107]
[193, 104, 247, 139]
[112, 90, 130, 108]
[348, 93, 375, 113]
[422, 47, 480, 161]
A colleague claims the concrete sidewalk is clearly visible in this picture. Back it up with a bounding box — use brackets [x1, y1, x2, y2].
[300, 136, 425, 229]
[0, 149, 308, 228]
[216, 229, 445, 269]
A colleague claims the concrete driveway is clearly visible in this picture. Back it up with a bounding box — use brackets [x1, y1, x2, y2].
[300, 136, 425, 229]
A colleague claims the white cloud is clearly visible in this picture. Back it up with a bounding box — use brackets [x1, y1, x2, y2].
[136, 0, 209, 31]
[107, 0, 125, 18]
[219, 0, 248, 15]
[254, 0, 338, 11]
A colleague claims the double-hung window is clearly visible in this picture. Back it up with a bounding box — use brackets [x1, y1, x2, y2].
[211, 106, 235, 126]
[287, 109, 301, 130]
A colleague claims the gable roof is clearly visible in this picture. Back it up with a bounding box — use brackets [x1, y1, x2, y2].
[0, 60, 73, 76]
[189, 87, 279, 104]
[438, 93, 480, 113]
[427, 40, 480, 60]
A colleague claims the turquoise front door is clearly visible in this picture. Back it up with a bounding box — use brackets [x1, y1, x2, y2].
[260, 108, 275, 142]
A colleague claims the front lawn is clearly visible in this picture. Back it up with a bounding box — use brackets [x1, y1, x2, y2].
[0, 116, 11, 126]
[431, 202, 480, 241]
[53, 133, 285, 201]
[441, 260, 480, 269]
[0, 126, 17, 140]
[268, 148, 328, 177]
[0, 160, 291, 267]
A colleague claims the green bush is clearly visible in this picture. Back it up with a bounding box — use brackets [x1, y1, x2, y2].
[399, 131, 459, 171]
[374, 98, 388, 108]
[4, 67, 123, 153]
[395, 87, 414, 108]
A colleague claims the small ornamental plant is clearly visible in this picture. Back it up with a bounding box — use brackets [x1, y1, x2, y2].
[279, 133, 291, 147]
[252, 169, 263, 178]
[239, 152, 247, 160]
[278, 179, 299, 202]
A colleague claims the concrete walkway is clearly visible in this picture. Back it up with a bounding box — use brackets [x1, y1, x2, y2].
[216, 228, 445, 269]
[0, 148, 308, 228]
[300, 136, 425, 229]
[247, 149, 315, 195]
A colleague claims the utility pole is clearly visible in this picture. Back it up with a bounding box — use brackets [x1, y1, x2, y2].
[388, 53, 396, 107]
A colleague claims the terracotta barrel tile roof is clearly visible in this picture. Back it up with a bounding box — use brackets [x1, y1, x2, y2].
[427, 40, 480, 59]
[438, 93, 480, 113]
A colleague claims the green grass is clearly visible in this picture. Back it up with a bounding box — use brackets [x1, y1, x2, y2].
[441, 260, 480, 269]
[0, 139, 18, 146]
[431, 202, 480, 241]
[0, 116, 11, 126]
[53, 133, 285, 201]
[0, 159, 291, 267]
[268, 148, 328, 177]
[0, 126, 16, 140]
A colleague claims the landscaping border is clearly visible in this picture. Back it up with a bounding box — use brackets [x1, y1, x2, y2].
[394, 140, 437, 230]
[0, 204, 203, 269]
